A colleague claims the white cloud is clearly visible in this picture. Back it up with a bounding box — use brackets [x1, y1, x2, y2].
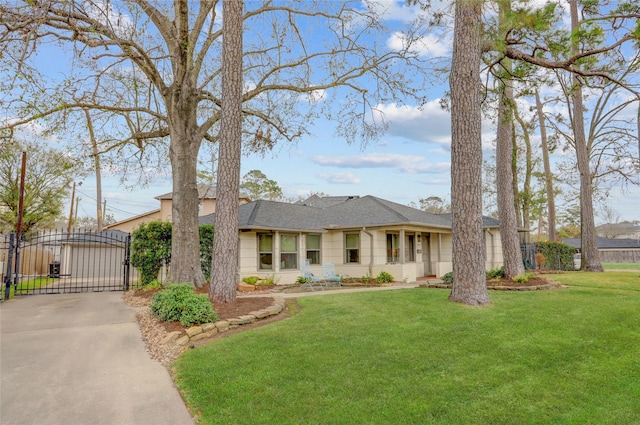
[85, 1, 135, 38]
[362, 0, 427, 23]
[372, 100, 452, 146]
[318, 172, 361, 184]
[387, 32, 451, 58]
[313, 152, 450, 174]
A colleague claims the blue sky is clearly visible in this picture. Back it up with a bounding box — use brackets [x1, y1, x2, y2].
[3, 1, 639, 227]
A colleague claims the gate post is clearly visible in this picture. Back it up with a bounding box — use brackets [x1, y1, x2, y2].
[123, 233, 131, 291]
[3, 233, 15, 299]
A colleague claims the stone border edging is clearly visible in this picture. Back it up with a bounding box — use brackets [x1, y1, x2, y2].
[160, 295, 286, 347]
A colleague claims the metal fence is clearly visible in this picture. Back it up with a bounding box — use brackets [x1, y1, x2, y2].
[2, 229, 139, 297]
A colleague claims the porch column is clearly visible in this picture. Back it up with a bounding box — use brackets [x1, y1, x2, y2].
[399, 230, 405, 263]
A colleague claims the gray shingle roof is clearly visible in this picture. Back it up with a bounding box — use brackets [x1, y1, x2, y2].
[156, 184, 250, 201]
[563, 237, 640, 249]
[200, 195, 501, 231]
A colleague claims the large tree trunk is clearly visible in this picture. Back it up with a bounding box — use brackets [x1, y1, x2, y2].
[83, 108, 103, 231]
[211, 0, 244, 303]
[570, 0, 603, 272]
[511, 126, 522, 228]
[514, 109, 533, 234]
[164, 1, 207, 288]
[495, 0, 525, 280]
[496, 75, 525, 279]
[168, 124, 206, 287]
[535, 91, 556, 241]
[448, 0, 491, 306]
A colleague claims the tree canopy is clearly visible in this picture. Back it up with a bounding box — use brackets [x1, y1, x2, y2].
[0, 1, 429, 288]
[0, 140, 82, 233]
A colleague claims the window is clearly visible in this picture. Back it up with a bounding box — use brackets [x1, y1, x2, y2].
[258, 234, 273, 270]
[306, 234, 321, 265]
[386, 233, 399, 263]
[280, 234, 298, 270]
[345, 233, 360, 263]
[405, 233, 415, 262]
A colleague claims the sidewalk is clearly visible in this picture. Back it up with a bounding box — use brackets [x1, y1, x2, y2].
[0, 292, 195, 425]
[241, 280, 425, 299]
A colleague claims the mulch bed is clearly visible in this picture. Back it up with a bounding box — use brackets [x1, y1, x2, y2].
[124, 283, 276, 333]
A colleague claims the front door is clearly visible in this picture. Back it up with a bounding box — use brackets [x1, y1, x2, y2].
[421, 233, 432, 276]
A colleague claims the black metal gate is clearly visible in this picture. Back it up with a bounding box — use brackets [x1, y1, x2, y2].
[2, 229, 137, 297]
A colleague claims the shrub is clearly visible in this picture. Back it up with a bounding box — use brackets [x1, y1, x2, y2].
[142, 280, 164, 290]
[242, 276, 259, 285]
[131, 222, 215, 285]
[535, 252, 546, 270]
[260, 275, 277, 285]
[131, 221, 172, 285]
[441, 272, 453, 284]
[361, 275, 373, 284]
[295, 276, 308, 284]
[486, 267, 505, 280]
[199, 224, 215, 280]
[150, 283, 218, 327]
[535, 242, 576, 271]
[375, 271, 394, 283]
[513, 275, 529, 283]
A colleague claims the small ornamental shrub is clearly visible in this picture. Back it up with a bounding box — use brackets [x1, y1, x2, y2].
[361, 275, 373, 284]
[151, 283, 218, 327]
[513, 275, 529, 283]
[375, 271, 394, 283]
[441, 272, 453, 284]
[295, 276, 308, 284]
[260, 275, 277, 285]
[242, 276, 259, 285]
[143, 280, 164, 290]
[486, 267, 505, 280]
[535, 252, 546, 270]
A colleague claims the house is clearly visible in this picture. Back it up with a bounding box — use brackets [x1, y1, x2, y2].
[596, 221, 640, 240]
[563, 236, 640, 263]
[107, 184, 251, 233]
[200, 195, 504, 285]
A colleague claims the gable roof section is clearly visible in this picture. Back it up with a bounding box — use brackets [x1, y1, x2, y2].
[104, 208, 161, 229]
[296, 195, 360, 208]
[200, 195, 501, 232]
[156, 184, 250, 201]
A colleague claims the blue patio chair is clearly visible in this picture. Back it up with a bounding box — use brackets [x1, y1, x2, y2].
[322, 262, 342, 287]
[301, 259, 324, 291]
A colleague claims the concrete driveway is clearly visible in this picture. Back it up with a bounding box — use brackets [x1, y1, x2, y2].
[1, 292, 195, 425]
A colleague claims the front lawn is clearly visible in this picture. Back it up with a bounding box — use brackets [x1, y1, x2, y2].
[2, 277, 54, 298]
[174, 273, 640, 425]
[602, 262, 640, 271]
[549, 270, 640, 292]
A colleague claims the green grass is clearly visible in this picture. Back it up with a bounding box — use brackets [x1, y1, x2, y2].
[548, 270, 640, 292]
[602, 262, 640, 271]
[2, 277, 54, 298]
[174, 273, 640, 425]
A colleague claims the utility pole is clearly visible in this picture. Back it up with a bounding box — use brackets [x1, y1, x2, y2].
[74, 196, 81, 223]
[67, 182, 81, 237]
[102, 199, 107, 228]
[67, 182, 75, 238]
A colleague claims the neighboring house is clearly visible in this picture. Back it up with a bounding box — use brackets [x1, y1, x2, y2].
[200, 195, 504, 285]
[107, 184, 251, 233]
[596, 221, 640, 240]
[563, 236, 640, 263]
